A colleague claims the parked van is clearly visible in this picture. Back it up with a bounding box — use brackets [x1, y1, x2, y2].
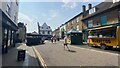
[88, 25, 120, 50]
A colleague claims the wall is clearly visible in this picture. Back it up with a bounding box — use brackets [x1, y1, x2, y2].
[84, 8, 119, 28]
[1, 1, 19, 25]
[107, 9, 119, 24]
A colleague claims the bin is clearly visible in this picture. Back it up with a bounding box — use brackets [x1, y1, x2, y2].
[17, 49, 26, 61]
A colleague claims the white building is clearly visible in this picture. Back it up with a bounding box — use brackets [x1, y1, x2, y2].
[38, 22, 52, 39]
[0, 0, 19, 54]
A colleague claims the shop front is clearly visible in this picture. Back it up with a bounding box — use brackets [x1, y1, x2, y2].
[2, 11, 18, 54]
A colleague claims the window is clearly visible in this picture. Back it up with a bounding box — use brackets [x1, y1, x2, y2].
[42, 31, 44, 34]
[14, 16, 16, 22]
[48, 31, 50, 34]
[76, 17, 79, 23]
[7, 0, 11, 7]
[14, 13, 17, 22]
[68, 22, 69, 26]
[88, 20, 93, 28]
[100, 16, 107, 25]
[48, 26, 50, 28]
[6, 4, 11, 16]
[76, 25, 79, 31]
[16, 0, 19, 6]
[89, 7, 96, 14]
[71, 21, 73, 25]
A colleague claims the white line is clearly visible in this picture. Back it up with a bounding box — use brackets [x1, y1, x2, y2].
[71, 46, 119, 56]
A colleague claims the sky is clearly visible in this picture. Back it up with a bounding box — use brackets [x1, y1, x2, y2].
[18, 0, 103, 33]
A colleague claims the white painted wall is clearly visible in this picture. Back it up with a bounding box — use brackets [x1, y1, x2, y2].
[40, 23, 52, 35]
[1, 0, 19, 25]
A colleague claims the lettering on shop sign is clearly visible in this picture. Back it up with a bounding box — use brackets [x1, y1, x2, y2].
[92, 39, 111, 43]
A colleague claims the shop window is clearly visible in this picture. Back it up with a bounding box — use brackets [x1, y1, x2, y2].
[100, 16, 107, 25]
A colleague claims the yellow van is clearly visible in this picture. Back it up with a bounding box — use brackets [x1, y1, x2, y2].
[88, 25, 120, 50]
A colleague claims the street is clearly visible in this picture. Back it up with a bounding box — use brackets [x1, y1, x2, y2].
[33, 40, 120, 67]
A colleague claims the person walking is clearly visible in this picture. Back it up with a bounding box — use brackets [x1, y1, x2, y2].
[63, 36, 70, 51]
[51, 37, 53, 43]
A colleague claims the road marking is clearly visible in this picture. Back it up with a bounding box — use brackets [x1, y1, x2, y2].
[71, 46, 119, 56]
[32, 46, 47, 68]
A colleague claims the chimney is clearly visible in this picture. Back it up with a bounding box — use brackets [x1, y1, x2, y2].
[88, 3, 92, 10]
[82, 5, 86, 12]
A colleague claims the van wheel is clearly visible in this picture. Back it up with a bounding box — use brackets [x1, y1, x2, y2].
[100, 45, 107, 50]
[88, 44, 92, 47]
[107, 46, 113, 49]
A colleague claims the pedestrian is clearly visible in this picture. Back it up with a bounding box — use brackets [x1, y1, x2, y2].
[63, 36, 70, 51]
[51, 37, 53, 43]
[54, 36, 57, 43]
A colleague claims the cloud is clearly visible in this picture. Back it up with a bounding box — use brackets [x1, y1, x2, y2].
[47, 10, 59, 21]
[62, 0, 78, 9]
[18, 12, 33, 23]
[18, 12, 38, 33]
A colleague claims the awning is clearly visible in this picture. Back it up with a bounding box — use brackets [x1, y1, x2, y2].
[66, 29, 82, 35]
[88, 25, 113, 31]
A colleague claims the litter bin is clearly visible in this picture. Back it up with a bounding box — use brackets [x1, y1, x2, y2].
[17, 49, 26, 61]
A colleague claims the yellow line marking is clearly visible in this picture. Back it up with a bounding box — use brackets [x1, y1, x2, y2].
[32, 46, 47, 68]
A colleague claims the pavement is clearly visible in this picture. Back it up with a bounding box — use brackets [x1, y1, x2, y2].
[34, 40, 120, 67]
[2, 43, 40, 68]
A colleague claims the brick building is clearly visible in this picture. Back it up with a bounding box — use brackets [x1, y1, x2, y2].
[82, 1, 120, 42]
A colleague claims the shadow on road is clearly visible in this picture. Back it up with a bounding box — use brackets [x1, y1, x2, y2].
[26, 43, 45, 47]
[68, 50, 76, 53]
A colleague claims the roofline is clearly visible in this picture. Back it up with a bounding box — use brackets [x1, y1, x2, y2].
[65, 12, 83, 24]
[82, 2, 120, 21]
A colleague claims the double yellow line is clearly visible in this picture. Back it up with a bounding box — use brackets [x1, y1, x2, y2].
[32, 46, 47, 68]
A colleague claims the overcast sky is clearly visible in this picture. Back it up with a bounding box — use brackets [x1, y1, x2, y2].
[18, 0, 103, 33]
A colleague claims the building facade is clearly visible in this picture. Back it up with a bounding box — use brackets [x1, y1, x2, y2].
[82, 1, 120, 42]
[38, 22, 52, 39]
[65, 13, 83, 33]
[52, 27, 60, 39]
[59, 24, 66, 39]
[17, 22, 26, 43]
[1, 0, 19, 54]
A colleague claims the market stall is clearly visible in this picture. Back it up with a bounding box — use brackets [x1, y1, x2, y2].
[66, 29, 82, 45]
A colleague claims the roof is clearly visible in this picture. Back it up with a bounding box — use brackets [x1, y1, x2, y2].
[82, 1, 120, 20]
